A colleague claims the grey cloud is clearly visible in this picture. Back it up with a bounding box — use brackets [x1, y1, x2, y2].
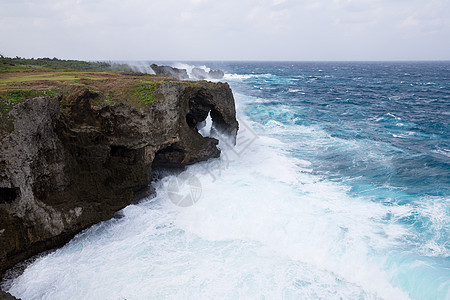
[0, 0, 449, 60]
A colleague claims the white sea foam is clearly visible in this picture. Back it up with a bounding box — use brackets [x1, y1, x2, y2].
[387, 112, 402, 120]
[416, 196, 450, 257]
[432, 148, 450, 158]
[197, 112, 213, 138]
[5, 93, 415, 300]
[287, 88, 306, 94]
[223, 73, 276, 81]
[171, 62, 211, 79]
[223, 73, 254, 80]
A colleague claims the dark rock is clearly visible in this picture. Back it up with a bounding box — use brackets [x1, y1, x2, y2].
[0, 290, 18, 299]
[150, 64, 224, 80]
[150, 64, 189, 80]
[0, 81, 238, 280]
[191, 68, 225, 80]
[208, 69, 225, 79]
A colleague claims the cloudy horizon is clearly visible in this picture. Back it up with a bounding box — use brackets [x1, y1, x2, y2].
[1, 0, 449, 61]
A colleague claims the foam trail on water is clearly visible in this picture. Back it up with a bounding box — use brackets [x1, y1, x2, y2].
[223, 73, 276, 81]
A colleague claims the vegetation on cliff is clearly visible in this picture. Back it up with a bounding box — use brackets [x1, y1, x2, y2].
[0, 57, 222, 115]
[0, 58, 164, 138]
[0, 56, 131, 73]
[0, 57, 238, 287]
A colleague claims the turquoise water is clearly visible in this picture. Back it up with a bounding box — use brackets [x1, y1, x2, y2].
[4, 62, 449, 299]
[221, 62, 450, 299]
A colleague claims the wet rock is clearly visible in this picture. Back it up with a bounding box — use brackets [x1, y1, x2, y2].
[150, 64, 189, 80]
[0, 290, 18, 299]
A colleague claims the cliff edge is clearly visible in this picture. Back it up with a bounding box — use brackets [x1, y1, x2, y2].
[0, 79, 238, 279]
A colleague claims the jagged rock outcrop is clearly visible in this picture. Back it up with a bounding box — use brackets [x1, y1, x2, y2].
[188, 68, 226, 80]
[0, 81, 238, 280]
[191, 67, 209, 80]
[208, 69, 225, 80]
[150, 64, 225, 80]
[150, 64, 189, 80]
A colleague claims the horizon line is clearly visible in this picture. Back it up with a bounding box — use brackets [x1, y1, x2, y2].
[112, 59, 450, 63]
[3, 56, 450, 63]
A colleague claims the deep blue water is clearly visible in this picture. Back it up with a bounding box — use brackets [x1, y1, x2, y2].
[223, 61, 450, 299]
[5, 62, 449, 299]
[220, 61, 450, 196]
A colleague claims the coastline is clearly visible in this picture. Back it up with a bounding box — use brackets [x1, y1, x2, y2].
[0, 62, 238, 293]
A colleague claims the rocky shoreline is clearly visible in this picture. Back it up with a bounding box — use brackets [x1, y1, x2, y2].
[0, 79, 238, 293]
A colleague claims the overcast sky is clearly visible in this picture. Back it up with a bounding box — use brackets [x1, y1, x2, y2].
[1, 0, 449, 61]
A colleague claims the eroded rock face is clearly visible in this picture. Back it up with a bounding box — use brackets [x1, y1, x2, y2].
[0, 81, 238, 279]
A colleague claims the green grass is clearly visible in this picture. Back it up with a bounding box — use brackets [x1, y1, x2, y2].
[0, 57, 132, 73]
[134, 81, 161, 105]
[105, 94, 119, 105]
[181, 80, 218, 88]
[0, 56, 223, 114]
[0, 72, 97, 85]
[0, 88, 58, 113]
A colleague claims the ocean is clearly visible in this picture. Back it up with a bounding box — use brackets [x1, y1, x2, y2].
[3, 62, 450, 299]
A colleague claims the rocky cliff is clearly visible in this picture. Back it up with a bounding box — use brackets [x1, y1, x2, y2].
[0, 80, 238, 280]
[150, 64, 225, 80]
[150, 64, 189, 80]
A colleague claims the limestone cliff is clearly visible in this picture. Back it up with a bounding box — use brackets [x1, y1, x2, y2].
[0, 81, 238, 279]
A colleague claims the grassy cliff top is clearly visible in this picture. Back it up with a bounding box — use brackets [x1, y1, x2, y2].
[0, 57, 217, 113]
[0, 56, 131, 73]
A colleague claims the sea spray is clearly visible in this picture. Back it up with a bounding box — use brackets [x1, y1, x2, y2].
[5, 96, 409, 299]
[126, 61, 156, 74]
